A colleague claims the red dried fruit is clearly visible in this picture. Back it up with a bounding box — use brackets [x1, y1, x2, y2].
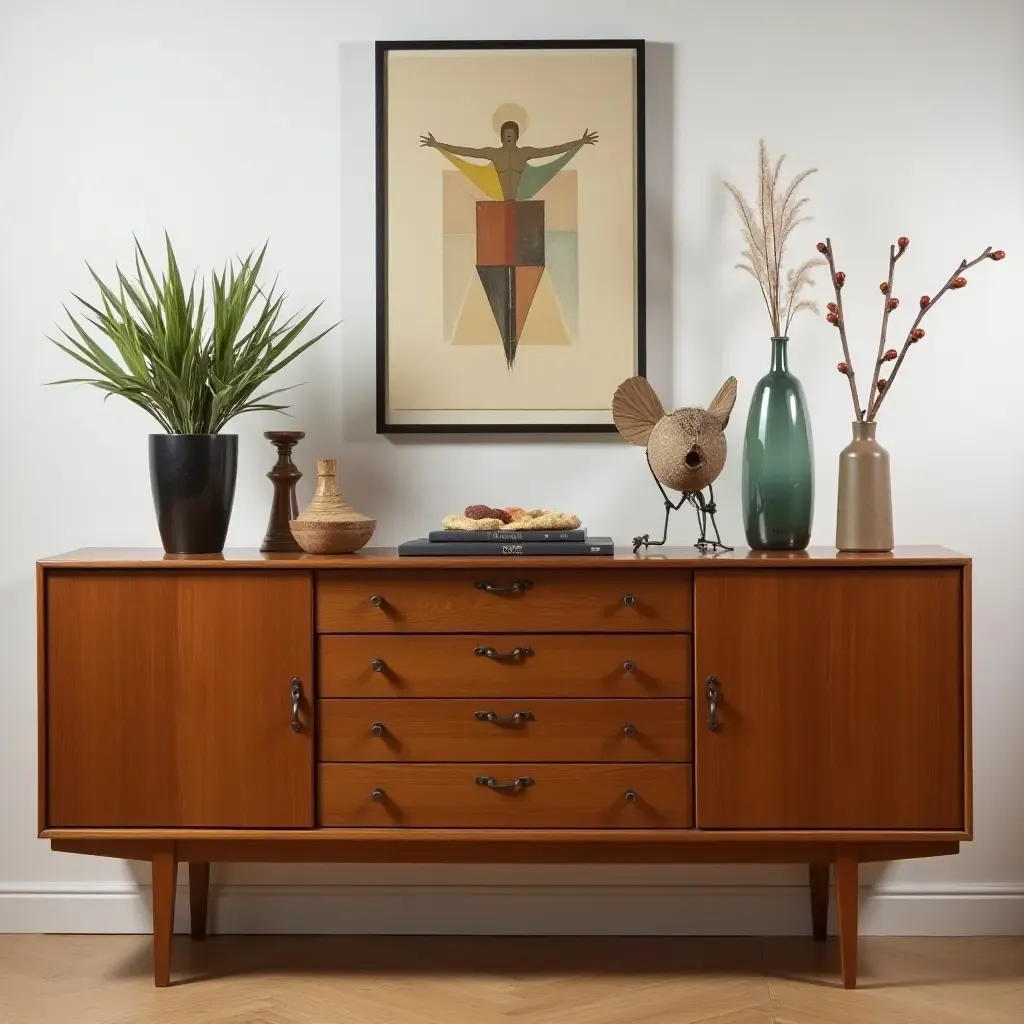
[990, 250, 1006, 260]
[920, 295, 931, 308]
[816, 241, 828, 254]
[837, 362, 849, 374]
[879, 282, 889, 294]
[898, 236, 909, 249]
[888, 297, 900, 311]
[884, 348, 898, 361]
[826, 311, 839, 325]
[464, 504, 512, 523]
[911, 328, 925, 341]
[876, 379, 887, 392]
[835, 271, 846, 286]
[952, 276, 967, 289]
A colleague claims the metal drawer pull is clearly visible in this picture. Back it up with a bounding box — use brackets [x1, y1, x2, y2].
[369, 594, 383, 608]
[624, 789, 638, 803]
[622, 723, 637, 738]
[474, 645, 533, 662]
[370, 659, 384, 673]
[475, 775, 535, 793]
[474, 580, 533, 595]
[290, 678, 302, 733]
[707, 675, 720, 732]
[622, 660, 636, 673]
[475, 710, 534, 726]
[370, 722, 385, 737]
[622, 594, 636, 606]
[371, 788, 385, 803]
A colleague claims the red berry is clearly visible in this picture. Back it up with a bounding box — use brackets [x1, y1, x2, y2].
[837, 362, 849, 374]
[952, 276, 967, 289]
[898, 236, 909, 249]
[911, 328, 925, 341]
[827, 301, 838, 314]
[826, 311, 839, 325]
[816, 241, 828, 254]
[990, 250, 1006, 261]
[920, 295, 931, 307]
[879, 282, 889, 294]
[887, 297, 900, 310]
[876, 379, 887, 392]
[835, 271, 846, 286]
[884, 348, 898, 361]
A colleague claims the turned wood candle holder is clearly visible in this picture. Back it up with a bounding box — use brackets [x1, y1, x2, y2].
[260, 431, 305, 552]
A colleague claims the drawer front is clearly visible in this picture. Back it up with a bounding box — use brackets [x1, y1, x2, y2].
[318, 634, 692, 699]
[316, 570, 692, 633]
[317, 699, 692, 763]
[318, 764, 693, 828]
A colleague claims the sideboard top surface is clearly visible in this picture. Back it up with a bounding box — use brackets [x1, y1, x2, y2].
[37, 546, 970, 570]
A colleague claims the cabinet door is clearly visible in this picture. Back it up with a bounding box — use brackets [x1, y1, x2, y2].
[46, 571, 313, 828]
[694, 568, 964, 830]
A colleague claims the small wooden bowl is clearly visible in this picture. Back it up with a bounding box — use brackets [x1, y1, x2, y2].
[290, 517, 376, 555]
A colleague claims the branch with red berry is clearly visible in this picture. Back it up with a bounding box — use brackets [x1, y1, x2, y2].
[817, 237, 1005, 421]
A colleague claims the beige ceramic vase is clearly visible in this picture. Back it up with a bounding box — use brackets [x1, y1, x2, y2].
[836, 421, 893, 552]
[290, 459, 375, 554]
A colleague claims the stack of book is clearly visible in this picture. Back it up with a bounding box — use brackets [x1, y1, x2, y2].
[398, 528, 614, 557]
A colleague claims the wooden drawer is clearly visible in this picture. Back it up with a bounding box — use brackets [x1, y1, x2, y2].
[317, 699, 692, 763]
[315, 569, 692, 633]
[318, 764, 693, 828]
[318, 634, 692, 699]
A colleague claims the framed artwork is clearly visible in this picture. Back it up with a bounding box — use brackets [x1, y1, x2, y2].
[375, 39, 646, 433]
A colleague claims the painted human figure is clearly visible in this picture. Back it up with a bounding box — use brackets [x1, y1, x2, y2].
[420, 120, 598, 200]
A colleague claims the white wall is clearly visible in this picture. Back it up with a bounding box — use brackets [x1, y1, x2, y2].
[2, 0, 1022, 935]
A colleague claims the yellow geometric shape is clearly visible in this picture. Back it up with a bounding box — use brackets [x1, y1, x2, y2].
[452, 272, 502, 345]
[518, 270, 570, 346]
[439, 151, 502, 200]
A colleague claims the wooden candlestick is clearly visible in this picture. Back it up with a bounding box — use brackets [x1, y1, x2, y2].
[260, 431, 305, 552]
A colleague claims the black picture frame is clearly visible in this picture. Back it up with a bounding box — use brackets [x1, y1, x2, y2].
[375, 39, 646, 434]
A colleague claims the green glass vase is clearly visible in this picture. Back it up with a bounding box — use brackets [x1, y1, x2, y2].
[741, 336, 814, 550]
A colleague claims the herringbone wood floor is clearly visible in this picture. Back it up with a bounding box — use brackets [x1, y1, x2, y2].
[1, 935, 1022, 1023]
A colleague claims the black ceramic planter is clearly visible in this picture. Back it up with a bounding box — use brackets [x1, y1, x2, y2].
[149, 434, 238, 554]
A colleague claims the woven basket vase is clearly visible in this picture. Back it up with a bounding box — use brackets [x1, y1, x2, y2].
[290, 459, 376, 554]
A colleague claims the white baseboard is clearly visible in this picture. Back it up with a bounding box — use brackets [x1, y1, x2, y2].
[2, 883, 1022, 935]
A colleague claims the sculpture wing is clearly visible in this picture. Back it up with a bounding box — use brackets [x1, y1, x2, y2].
[612, 376, 665, 447]
[707, 376, 738, 428]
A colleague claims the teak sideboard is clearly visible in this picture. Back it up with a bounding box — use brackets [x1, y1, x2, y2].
[36, 546, 972, 989]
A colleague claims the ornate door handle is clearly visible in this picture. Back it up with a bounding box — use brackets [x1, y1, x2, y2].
[707, 675, 720, 732]
[475, 775, 535, 793]
[474, 710, 534, 726]
[474, 580, 533, 595]
[290, 677, 302, 733]
[473, 645, 533, 662]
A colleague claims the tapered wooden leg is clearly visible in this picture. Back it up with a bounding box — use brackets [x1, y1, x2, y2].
[834, 852, 859, 989]
[152, 846, 178, 988]
[808, 863, 829, 942]
[188, 862, 210, 940]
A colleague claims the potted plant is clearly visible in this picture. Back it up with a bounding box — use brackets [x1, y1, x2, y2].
[49, 234, 335, 554]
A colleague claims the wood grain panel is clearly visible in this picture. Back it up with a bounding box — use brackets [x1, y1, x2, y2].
[317, 699, 692, 762]
[315, 570, 692, 633]
[318, 634, 692, 699]
[318, 764, 693, 828]
[694, 568, 964, 830]
[46, 571, 314, 827]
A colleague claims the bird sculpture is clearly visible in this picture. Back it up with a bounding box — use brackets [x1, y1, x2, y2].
[612, 375, 738, 552]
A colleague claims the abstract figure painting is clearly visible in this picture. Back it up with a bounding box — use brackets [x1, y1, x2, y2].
[377, 41, 645, 432]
